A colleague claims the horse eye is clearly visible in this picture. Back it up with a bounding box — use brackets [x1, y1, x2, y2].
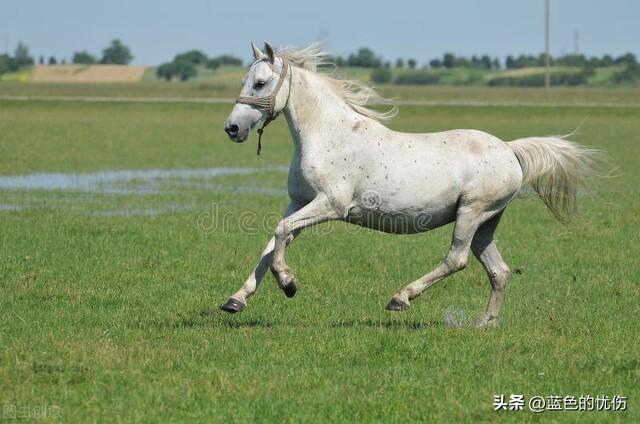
[253, 81, 266, 90]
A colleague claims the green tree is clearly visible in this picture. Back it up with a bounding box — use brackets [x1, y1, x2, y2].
[215, 54, 243, 66]
[480, 55, 492, 69]
[73, 51, 97, 64]
[429, 58, 442, 69]
[156, 62, 175, 81]
[0, 54, 17, 74]
[453, 55, 470, 68]
[14, 42, 34, 67]
[407, 58, 417, 69]
[505, 55, 515, 69]
[207, 54, 243, 69]
[347, 48, 381, 68]
[370, 67, 392, 83]
[48, 56, 57, 65]
[600, 55, 614, 67]
[206, 59, 220, 70]
[174, 50, 208, 65]
[173, 60, 196, 81]
[613, 61, 640, 84]
[395, 70, 440, 85]
[443, 53, 455, 69]
[100, 39, 133, 65]
[157, 60, 197, 81]
[395, 58, 404, 68]
[615, 53, 637, 67]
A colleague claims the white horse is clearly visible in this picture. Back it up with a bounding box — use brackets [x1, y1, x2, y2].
[221, 42, 598, 326]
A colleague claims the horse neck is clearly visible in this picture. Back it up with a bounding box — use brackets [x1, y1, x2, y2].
[283, 68, 359, 148]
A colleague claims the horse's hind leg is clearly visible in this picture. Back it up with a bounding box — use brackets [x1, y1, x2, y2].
[386, 206, 498, 311]
[471, 211, 510, 327]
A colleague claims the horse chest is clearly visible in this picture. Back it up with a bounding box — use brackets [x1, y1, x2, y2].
[287, 149, 355, 207]
[286, 154, 324, 205]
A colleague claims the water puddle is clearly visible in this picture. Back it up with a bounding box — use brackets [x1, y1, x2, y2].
[90, 204, 197, 217]
[0, 166, 289, 216]
[0, 203, 24, 211]
[0, 166, 288, 193]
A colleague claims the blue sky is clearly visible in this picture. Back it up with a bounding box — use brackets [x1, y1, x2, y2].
[2, 0, 639, 65]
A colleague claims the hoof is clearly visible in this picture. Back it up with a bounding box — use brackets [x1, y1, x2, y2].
[282, 280, 298, 298]
[220, 298, 246, 314]
[271, 268, 298, 298]
[385, 297, 409, 312]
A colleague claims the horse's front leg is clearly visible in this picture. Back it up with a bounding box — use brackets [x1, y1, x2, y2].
[271, 194, 340, 297]
[220, 202, 301, 313]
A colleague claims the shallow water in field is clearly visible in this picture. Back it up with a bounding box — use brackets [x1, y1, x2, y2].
[0, 166, 288, 193]
[0, 203, 24, 211]
[0, 166, 289, 216]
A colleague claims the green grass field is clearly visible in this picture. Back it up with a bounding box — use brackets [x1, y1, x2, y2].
[1, 95, 638, 422]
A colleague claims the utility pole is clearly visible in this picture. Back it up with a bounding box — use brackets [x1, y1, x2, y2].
[544, 0, 550, 89]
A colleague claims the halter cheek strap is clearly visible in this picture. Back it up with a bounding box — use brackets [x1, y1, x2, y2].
[235, 58, 290, 155]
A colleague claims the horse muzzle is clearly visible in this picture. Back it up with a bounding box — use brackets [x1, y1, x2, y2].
[224, 123, 249, 143]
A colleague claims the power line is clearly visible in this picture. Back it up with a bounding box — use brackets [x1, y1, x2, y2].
[544, 0, 550, 89]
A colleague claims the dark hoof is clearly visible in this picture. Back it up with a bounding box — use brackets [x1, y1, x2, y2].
[271, 267, 298, 298]
[220, 298, 246, 314]
[282, 280, 298, 298]
[385, 297, 409, 312]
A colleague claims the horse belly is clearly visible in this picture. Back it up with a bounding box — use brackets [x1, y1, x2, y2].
[345, 162, 462, 233]
[345, 209, 456, 234]
[345, 201, 457, 234]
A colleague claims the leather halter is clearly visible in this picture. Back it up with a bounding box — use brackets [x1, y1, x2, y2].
[235, 58, 290, 155]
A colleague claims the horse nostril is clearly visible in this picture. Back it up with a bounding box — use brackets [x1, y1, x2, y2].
[225, 124, 239, 135]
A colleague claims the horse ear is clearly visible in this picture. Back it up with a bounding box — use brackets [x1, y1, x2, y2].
[264, 41, 276, 64]
[251, 42, 266, 60]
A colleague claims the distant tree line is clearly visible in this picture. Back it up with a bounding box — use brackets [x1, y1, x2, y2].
[504, 52, 637, 69]
[1, 39, 134, 75]
[67, 39, 133, 65]
[366, 48, 639, 86]
[0, 42, 34, 75]
[156, 50, 242, 81]
[328, 48, 418, 70]
[336, 47, 638, 72]
[488, 68, 595, 87]
[54, 39, 133, 65]
[429, 53, 501, 70]
[2, 40, 639, 86]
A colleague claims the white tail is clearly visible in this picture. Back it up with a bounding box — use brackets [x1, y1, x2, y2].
[508, 136, 600, 222]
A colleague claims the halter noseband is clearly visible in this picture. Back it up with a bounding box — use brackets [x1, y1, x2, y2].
[235, 58, 290, 155]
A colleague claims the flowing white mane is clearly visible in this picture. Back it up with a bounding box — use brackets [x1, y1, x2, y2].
[279, 43, 398, 122]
